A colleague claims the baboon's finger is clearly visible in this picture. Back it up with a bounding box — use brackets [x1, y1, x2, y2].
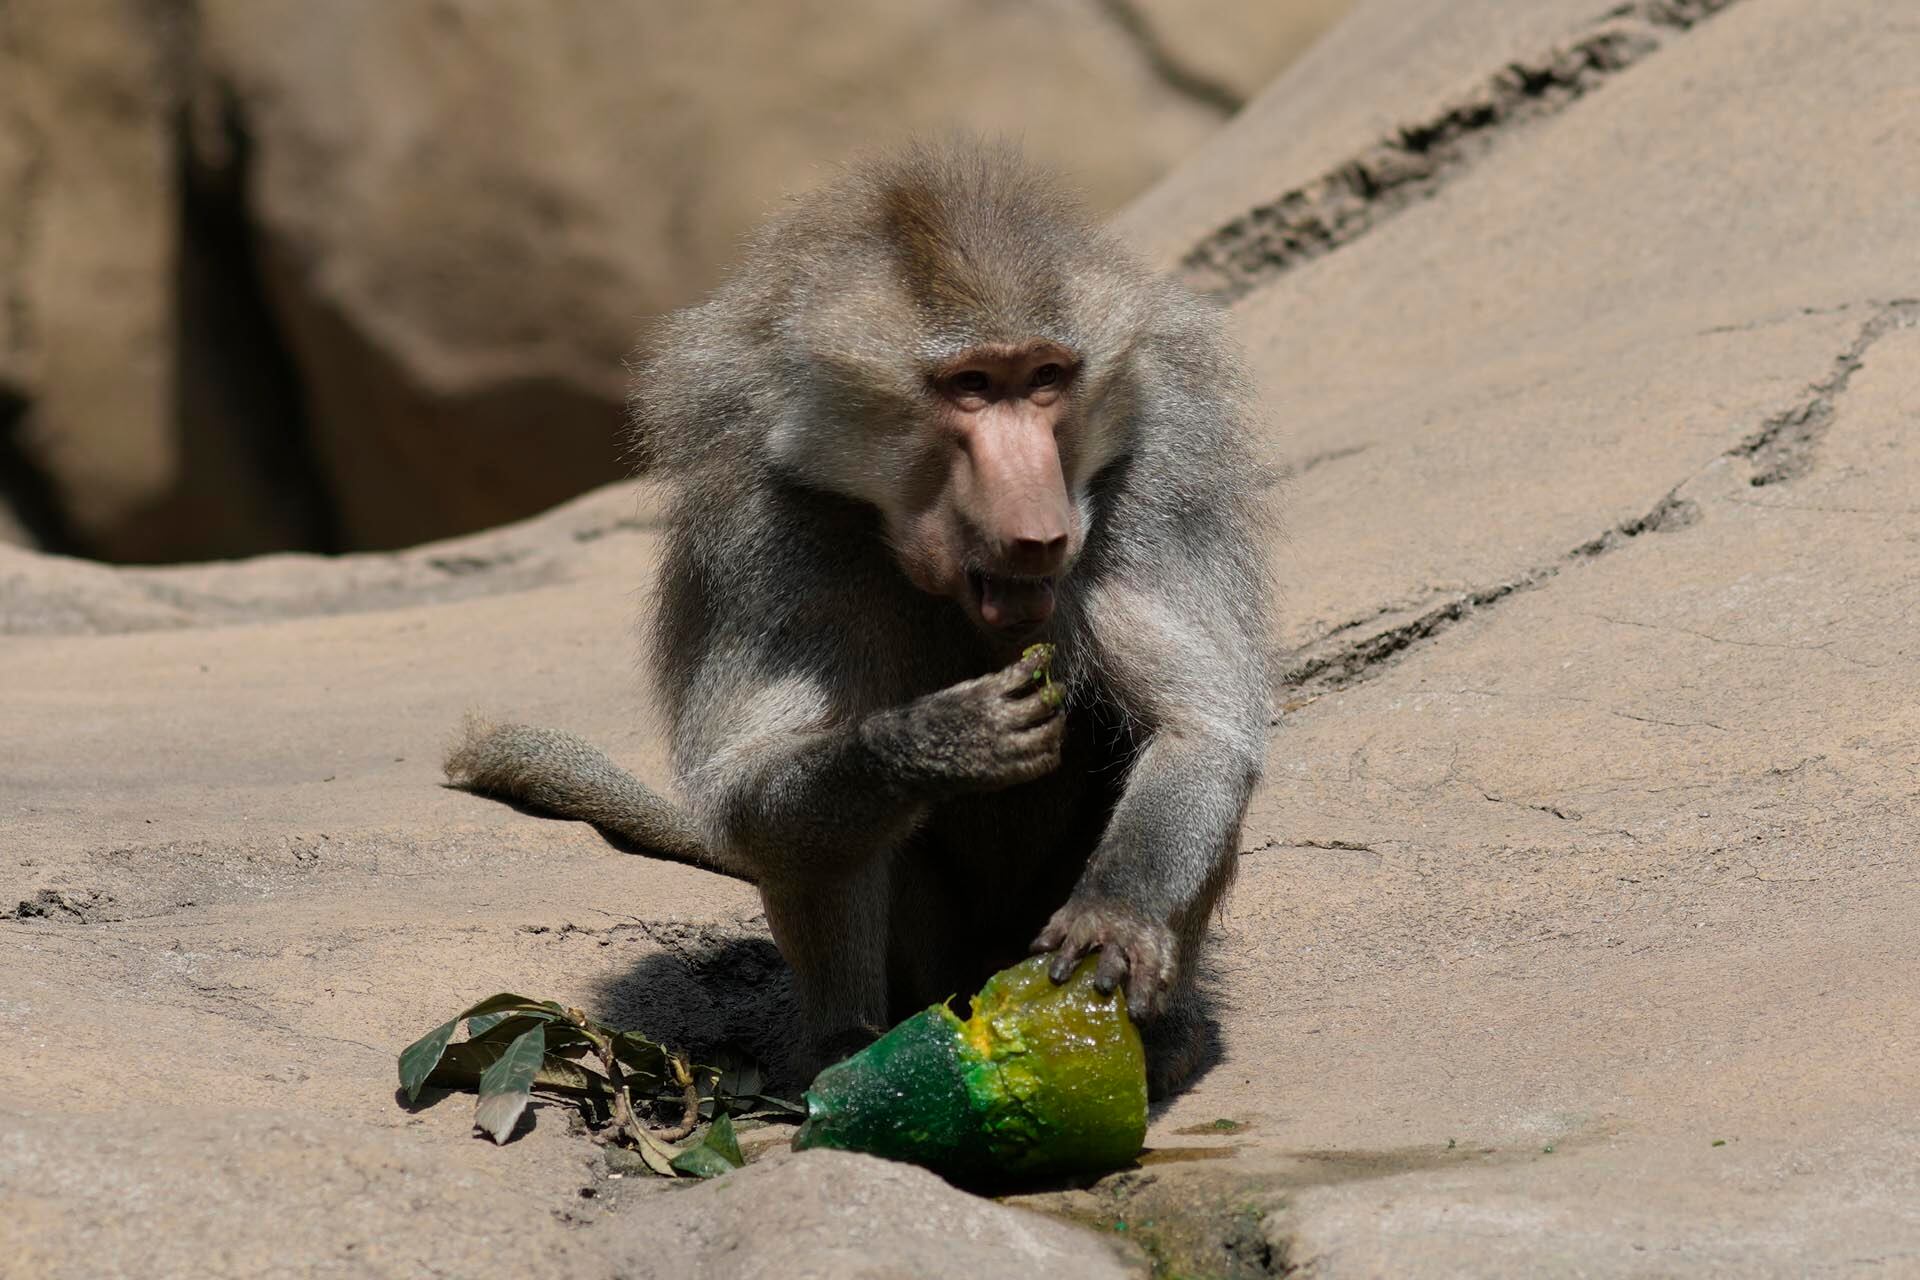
[1006, 718, 1066, 760]
[1003, 684, 1065, 728]
[1092, 945, 1129, 995]
[994, 643, 1055, 695]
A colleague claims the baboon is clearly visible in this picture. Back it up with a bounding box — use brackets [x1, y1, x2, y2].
[447, 139, 1272, 1095]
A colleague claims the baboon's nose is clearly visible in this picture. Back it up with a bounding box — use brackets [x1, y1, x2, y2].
[1006, 533, 1070, 578]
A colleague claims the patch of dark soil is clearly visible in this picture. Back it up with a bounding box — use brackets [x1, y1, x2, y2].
[1022, 1138, 1607, 1278]
[8, 887, 118, 922]
[1039, 1170, 1297, 1279]
[1175, 1117, 1253, 1136]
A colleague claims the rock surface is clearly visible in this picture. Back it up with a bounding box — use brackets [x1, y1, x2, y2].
[0, 0, 1343, 561]
[4, 0, 1918, 1276]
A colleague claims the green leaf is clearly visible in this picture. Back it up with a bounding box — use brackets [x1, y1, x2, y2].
[669, 1145, 738, 1179]
[474, 1023, 546, 1144]
[465, 1011, 525, 1038]
[467, 1013, 546, 1043]
[690, 1049, 801, 1120]
[670, 1113, 745, 1179]
[399, 1016, 461, 1103]
[695, 1049, 750, 1117]
[467, 1013, 592, 1052]
[397, 993, 570, 1102]
[427, 1041, 609, 1098]
[460, 992, 568, 1021]
[705, 1112, 744, 1166]
[705, 1052, 763, 1101]
[427, 1039, 509, 1089]
[611, 1031, 668, 1088]
[401, 997, 579, 1105]
[700, 1090, 805, 1120]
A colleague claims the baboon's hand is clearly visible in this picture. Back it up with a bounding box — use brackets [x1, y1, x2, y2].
[1032, 896, 1177, 1022]
[859, 645, 1065, 793]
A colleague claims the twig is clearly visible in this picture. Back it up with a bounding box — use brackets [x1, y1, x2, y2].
[565, 1007, 701, 1145]
[653, 1053, 701, 1142]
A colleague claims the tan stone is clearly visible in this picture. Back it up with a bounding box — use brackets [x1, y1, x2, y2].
[194, 0, 1347, 550]
[4, 0, 1917, 1274]
[0, 1, 1346, 559]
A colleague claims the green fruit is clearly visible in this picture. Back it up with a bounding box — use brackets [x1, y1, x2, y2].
[790, 954, 1147, 1181]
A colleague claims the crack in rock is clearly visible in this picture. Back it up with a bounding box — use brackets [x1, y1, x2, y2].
[1481, 790, 1582, 821]
[1733, 298, 1920, 486]
[1091, 0, 1244, 118]
[1276, 301, 1917, 697]
[1286, 443, 1373, 479]
[1180, 0, 1747, 300]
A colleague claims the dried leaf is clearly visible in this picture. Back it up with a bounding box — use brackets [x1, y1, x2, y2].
[532, 1054, 600, 1094]
[630, 1124, 682, 1177]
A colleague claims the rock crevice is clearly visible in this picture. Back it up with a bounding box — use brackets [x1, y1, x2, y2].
[1179, 0, 1747, 299]
[1277, 300, 1920, 698]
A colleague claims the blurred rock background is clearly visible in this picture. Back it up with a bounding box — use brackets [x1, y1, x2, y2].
[0, 0, 1349, 562]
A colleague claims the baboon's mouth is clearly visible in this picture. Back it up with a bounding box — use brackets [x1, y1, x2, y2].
[968, 570, 1056, 632]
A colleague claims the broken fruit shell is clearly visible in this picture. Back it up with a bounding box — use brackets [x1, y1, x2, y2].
[790, 954, 1147, 1181]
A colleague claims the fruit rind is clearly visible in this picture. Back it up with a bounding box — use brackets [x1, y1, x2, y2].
[791, 955, 1146, 1180]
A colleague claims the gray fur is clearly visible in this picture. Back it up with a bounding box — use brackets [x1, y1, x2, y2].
[448, 138, 1273, 1096]
[444, 713, 731, 875]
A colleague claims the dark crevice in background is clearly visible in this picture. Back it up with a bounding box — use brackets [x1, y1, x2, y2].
[1180, 0, 1747, 300]
[1092, 0, 1245, 117]
[0, 386, 83, 553]
[1272, 300, 1914, 700]
[171, 76, 341, 556]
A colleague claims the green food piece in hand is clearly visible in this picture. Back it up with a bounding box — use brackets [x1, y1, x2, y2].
[790, 954, 1147, 1182]
[1022, 642, 1064, 708]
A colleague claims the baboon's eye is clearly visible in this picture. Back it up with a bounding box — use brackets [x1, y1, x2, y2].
[953, 370, 991, 395]
[1031, 363, 1062, 388]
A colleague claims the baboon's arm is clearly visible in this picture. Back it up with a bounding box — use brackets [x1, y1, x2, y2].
[1034, 573, 1269, 1017]
[680, 646, 1064, 883]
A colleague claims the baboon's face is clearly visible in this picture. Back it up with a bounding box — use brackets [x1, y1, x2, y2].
[880, 339, 1086, 643]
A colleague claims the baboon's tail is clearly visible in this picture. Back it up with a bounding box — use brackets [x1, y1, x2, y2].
[444, 713, 752, 884]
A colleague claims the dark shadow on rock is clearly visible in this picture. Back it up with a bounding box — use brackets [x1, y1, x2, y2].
[593, 923, 806, 1094]
[0, 386, 80, 554]
[442, 784, 1227, 1105]
[162, 81, 340, 563]
[1146, 989, 1227, 1118]
[394, 1085, 453, 1115]
[435, 782, 802, 1084]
